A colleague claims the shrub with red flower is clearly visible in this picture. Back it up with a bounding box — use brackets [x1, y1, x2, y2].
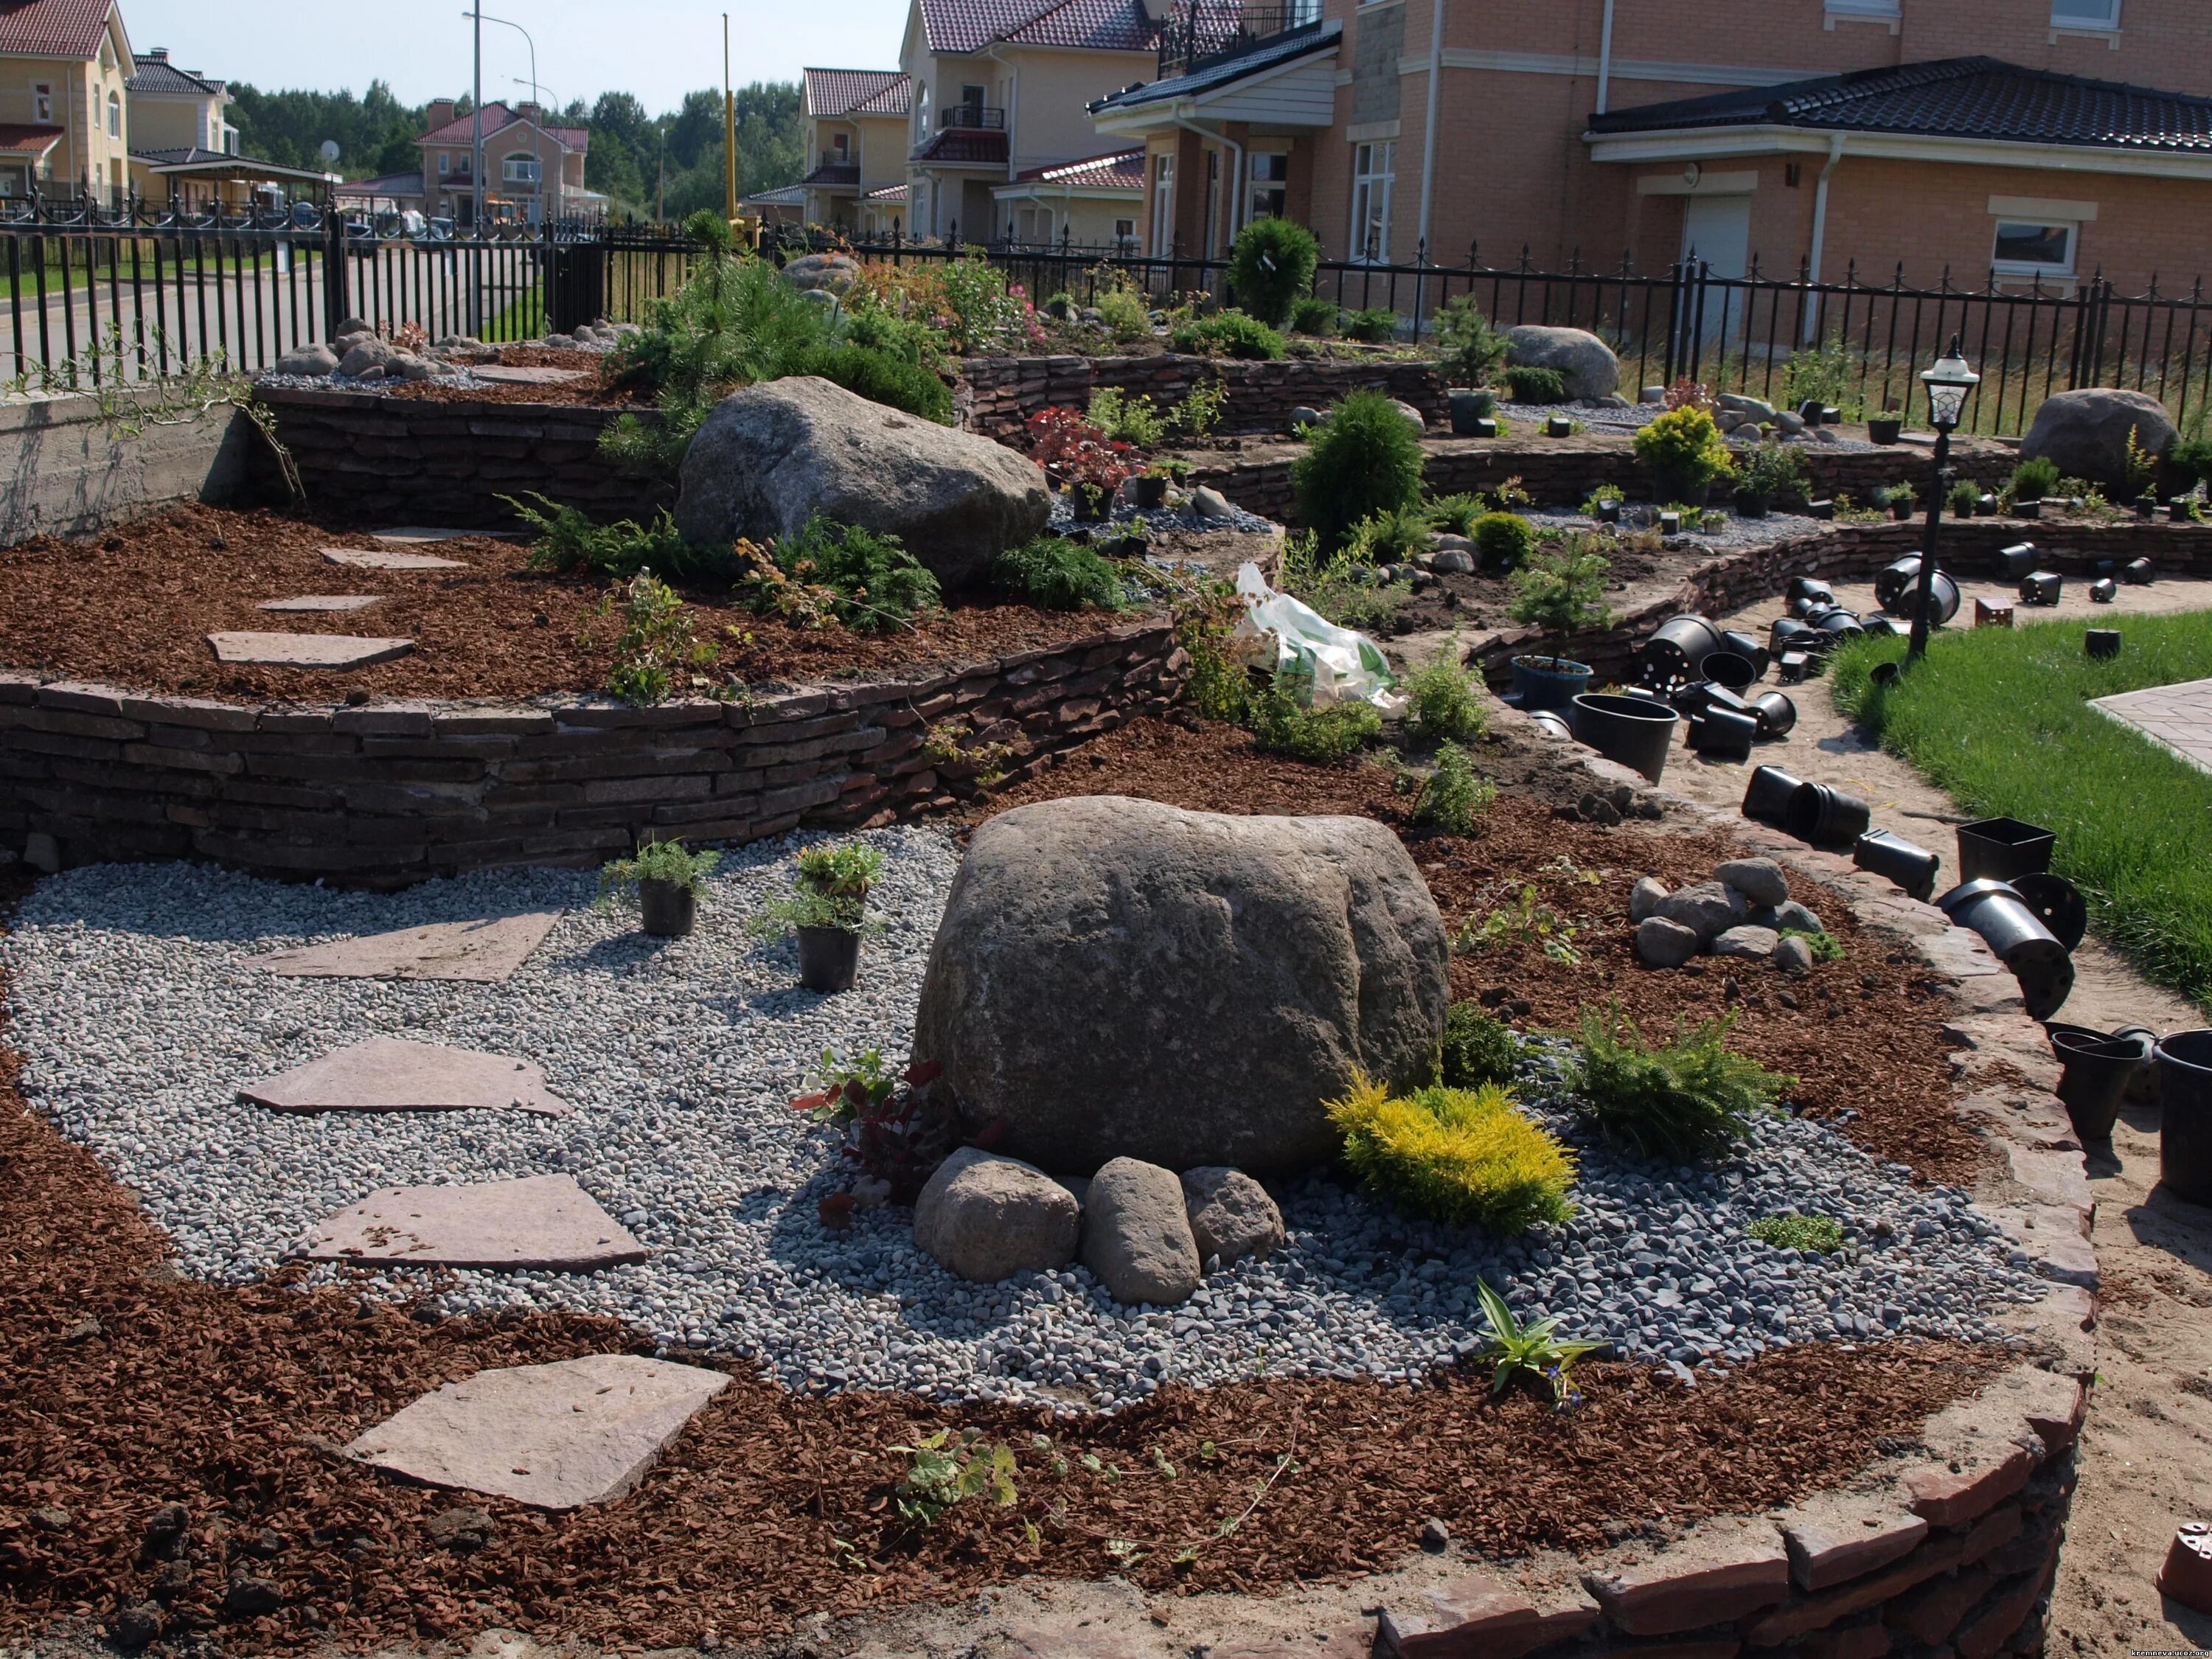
[1026, 406, 1135, 516]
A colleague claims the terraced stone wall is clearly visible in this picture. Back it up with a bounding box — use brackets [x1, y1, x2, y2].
[0, 622, 1182, 886]
[956, 353, 1448, 444]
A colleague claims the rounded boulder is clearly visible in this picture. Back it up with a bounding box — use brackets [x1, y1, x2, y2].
[1081, 1158, 1202, 1306]
[2021, 389, 2175, 491]
[1504, 325, 1620, 401]
[912, 1147, 1080, 1283]
[912, 796, 1450, 1174]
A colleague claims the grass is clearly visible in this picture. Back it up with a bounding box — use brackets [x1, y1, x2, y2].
[1832, 613, 2212, 1010]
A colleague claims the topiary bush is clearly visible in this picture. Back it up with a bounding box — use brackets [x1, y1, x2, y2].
[1472, 511, 1536, 572]
[1292, 388, 1426, 549]
[1170, 309, 1286, 360]
[1501, 365, 1568, 404]
[1225, 218, 1320, 329]
[1565, 1004, 1790, 1162]
[1329, 1075, 1576, 1232]
[990, 536, 1130, 611]
[1343, 306, 1399, 344]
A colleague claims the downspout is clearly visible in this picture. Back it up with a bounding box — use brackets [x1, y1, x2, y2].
[1595, 0, 1616, 115]
[1802, 132, 1844, 344]
[1171, 115, 1237, 261]
[1415, 0, 1443, 251]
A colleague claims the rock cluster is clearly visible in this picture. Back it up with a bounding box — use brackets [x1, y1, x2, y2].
[269, 314, 636, 384]
[912, 1149, 1283, 1307]
[1632, 857, 1825, 974]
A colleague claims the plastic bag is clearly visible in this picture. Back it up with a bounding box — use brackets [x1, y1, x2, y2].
[1228, 560, 1405, 714]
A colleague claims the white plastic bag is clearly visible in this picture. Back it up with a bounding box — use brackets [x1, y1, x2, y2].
[1228, 560, 1405, 714]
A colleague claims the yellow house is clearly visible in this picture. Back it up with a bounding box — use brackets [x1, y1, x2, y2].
[898, 0, 1157, 246]
[800, 68, 912, 234]
[0, 0, 136, 204]
[122, 45, 324, 210]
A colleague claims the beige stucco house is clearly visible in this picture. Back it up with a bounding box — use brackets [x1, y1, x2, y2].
[124, 46, 324, 210]
[417, 100, 605, 226]
[0, 0, 136, 204]
[800, 68, 913, 233]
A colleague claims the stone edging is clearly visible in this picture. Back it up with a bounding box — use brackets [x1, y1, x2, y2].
[0, 622, 1185, 886]
[1368, 712, 2099, 1658]
[955, 353, 1447, 444]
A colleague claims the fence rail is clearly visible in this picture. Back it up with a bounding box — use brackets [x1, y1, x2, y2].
[3, 197, 2208, 442]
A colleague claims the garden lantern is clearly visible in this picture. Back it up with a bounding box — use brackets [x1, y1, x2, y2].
[1908, 337, 1980, 663]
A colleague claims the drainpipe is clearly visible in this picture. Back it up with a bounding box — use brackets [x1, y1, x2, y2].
[1172, 114, 1238, 261]
[1596, 0, 1616, 115]
[1802, 132, 1844, 344]
[1415, 0, 1443, 251]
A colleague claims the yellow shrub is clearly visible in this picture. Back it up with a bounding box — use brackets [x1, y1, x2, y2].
[1328, 1076, 1576, 1233]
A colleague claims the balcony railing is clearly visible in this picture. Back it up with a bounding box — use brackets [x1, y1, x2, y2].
[938, 105, 1006, 131]
[1158, 0, 1323, 77]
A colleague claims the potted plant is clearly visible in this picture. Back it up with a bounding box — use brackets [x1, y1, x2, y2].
[599, 838, 720, 939]
[1632, 405, 1735, 508]
[750, 842, 886, 992]
[1130, 465, 1171, 510]
[1448, 387, 1498, 438]
[1868, 410, 1903, 445]
[1732, 441, 1806, 519]
[1506, 535, 1615, 712]
[1881, 483, 1916, 521]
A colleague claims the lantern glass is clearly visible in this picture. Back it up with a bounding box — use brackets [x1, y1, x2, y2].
[1921, 339, 1980, 431]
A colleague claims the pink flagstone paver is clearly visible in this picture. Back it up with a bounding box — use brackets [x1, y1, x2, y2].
[344, 1353, 729, 1509]
[323, 546, 467, 571]
[297, 1175, 646, 1270]
[371, 526, 517, 544]
[237, 1037, 570, 1116]
[252, 912, 562, 982]
[470, 365, 586, 385]
[206, 632, 414, 669]
[2093, 676, 2212, 776]
[257, 595, 385, 613]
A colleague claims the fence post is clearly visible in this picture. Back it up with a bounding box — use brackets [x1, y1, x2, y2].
[321, 192, 347, 340]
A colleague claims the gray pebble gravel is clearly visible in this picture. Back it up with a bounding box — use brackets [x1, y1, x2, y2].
[4, 830, 2039, 1410]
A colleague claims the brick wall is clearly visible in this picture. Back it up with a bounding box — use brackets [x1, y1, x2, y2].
[0, 623, 1183, 887]
[956, 354, 1447, 444]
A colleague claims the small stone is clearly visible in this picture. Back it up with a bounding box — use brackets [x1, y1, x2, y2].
[1773, 935, 1815, 976]
[224, 1576, 283, 1617]
[1432, 549, 1475, 574]
[1630, 876, 1669, 922]
[274, 343, 338, 377]
[1191, 486, 1235, 521]
[1714, 858, 1790, 908]
[1773, 900, 1825, 933]
[1636, 917, 1701, 969]
[913, 1147, 1079, 1283]
[1181, 1167, 1285, 1266]
[114, 1602, 163, 1649]
[1654, 880, 1747, 944]
[1082, 1158, 1203, 1306]
[849, 1175, 893, 1208]
[422, 1506, 494, 1552]
[243, 1527, 287, 1558]
[29, 1506, 71, 1532]
[1577, 791, 1623, 827]
[1419, 1517, 1451, 1552]
[1713, 925, 1779, 960]
[144, 1503, 189, 1542]
[1290, 405, 1325, 430]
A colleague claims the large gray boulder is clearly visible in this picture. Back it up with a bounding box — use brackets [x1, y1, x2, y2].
[911, 1147, 1079, 1283]
[1505, 326, 1620, 401]
[912, 796, 1450, 1175]
[1081, 1158, 1202, 1306]
[2020, 389, 2175, 490]
[673, 376, 1048, 589]
[782, 251, 862, 295]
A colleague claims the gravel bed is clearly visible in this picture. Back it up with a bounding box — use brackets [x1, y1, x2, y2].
[1047, 494, 1277, 538]
[1495, 400, 1877, 451]
[1524, 504, 1835, 551]
[4, 835, 2039, 1410]
[254, 369, 490, 396]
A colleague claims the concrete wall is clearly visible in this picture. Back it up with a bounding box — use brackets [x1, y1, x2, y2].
[0, 390, 254, 546]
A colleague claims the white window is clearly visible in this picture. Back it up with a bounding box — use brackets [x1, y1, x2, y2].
[31, 82, 50, 124]
[1825, 0, 1899, 14]
[502, 153, 541, 184]
[915, 82, 930, 140]
[107, 90, 119, 139]
[438, 152, 451, 175]
[1150, 150, 1175, 254]
[1351, 140, 1394, 260]
[2051, 0, 2120, 27]
[1992, 219, 2079, 277]
[1248, 152, 1289, 221]
[1114, 216, 1136, 248]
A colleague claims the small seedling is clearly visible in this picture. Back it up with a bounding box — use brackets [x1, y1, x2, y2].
[1781, 927, 1846, 962]
[1475, 1279, 1599, 1410]
[1456, 886, 1580, 964]
[1749, 1213, 1845, 1253]
[888, 1429, 1018, 1527]
[1151, 1447, 1178, 1480]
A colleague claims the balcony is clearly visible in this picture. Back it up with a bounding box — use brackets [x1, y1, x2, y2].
[1158, 0, 1323, 78]
[939, 105, 1006, 131]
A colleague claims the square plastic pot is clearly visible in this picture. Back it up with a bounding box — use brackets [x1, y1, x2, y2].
[1956, 817, 2055, 884]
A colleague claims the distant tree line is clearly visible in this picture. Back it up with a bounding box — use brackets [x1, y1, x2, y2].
[228, 80, 804, 222]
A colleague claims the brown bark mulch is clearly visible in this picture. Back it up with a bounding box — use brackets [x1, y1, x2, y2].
[0, 504, 1135, 704]
[965, 717, 1986, 1185]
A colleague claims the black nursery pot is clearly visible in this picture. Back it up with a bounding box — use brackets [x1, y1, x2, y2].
[638, 878, 697, 939]
[2052, 1030, 2141, 1143]
[1742, 762, 1806, 823]
[1749, 689, 1798, 739]
[1853, 828, 1941, 902]
[1571, 692, 1680, 783]
[2087, 627, 2122, 658]
[1867, 417, 1902, 445]
[1784, 781, 1872, 847]
[2158, 1031, 2212, 1206]
[1956, 815, 2055, 884]
[1687, 706, 1758, 762]
[1130, 474, 1169, 509]
[797, 925, 861, 992]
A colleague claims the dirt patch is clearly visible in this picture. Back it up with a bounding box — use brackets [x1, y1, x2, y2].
[0, 504, 1144, 704]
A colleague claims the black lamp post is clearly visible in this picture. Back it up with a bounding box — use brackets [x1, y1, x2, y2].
[1907, 335, 1980, 664]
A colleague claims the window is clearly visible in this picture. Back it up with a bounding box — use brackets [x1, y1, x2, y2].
[960, 83, 985, 110]
[1248, 152, 1289, 221]
[1824, 0, 1899, 13]
[1151, 150, 1175, 254]
[915, 82, 930, 140]
[1992, 219, 2078, 276]
[502, 153, 541, 184]
[107, 90, 119, 139]
[2051, 0, 2120, 26]
[1017, 205, 1050, 242]
[31, 82, 50, 124]
[1351, 140, 1394, 260]
[438, 151, 451, 175]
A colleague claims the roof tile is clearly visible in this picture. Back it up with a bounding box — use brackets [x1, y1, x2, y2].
[804, 69, 913, 118]
[919, 0, 1158, 55]
[416, 102, 588, 154]
[0, 0, 113, 60]
[1010, 145, 1144, 188]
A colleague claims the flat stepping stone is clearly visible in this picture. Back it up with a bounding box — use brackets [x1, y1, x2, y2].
[257, 595, 384, 613]
[237, 1037, 570, 1117]
[252, 911, 562, 982]
[372, 526, 515, 544]
[296, 1175, 646, 1270]
[323, 546, 467, 571]
[471, 364, 586, 385]
[207, 631, 414, 669]
[344, 1353, 728, 1509]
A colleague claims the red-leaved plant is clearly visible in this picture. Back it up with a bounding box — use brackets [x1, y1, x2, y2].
[1025, 406, 1135, 517]
[794, 1048, 999, 1209]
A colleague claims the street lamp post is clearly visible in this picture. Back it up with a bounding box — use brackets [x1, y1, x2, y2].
[1907, 335, 1981, 665]
[463, 10, 538, 218]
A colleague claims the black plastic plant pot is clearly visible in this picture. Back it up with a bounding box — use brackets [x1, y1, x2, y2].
[1130, 474, 1169, 509]
[1750, 689, 1798, 739]
[1510, 655, 1594, 712]
[1977, 493, 1999, 516]
[797, 925, 861, 992]
[2016, 499, 2042, 520]
[2171, 501, 2195, 523]
[1637, 614, 1727, 689]
[1874, 556, 1923, 612]
[1525, 707, 1574, 740]
[1742, 762, 1806, 824]
[1956, 816, 2056, 883]
[1769, 616, 1815, 656]
[1935, 877, 2068, 970]
[1687, 706, 1759, 761]
[1776, 650, 1812, 685]
[1804, 498, 1836, 521]
[1733, 487, 1770, 519]
[1546, 415, 1574, 437]
[1892, 499, 1916, 521]
[638, 878, 698, 939]
[2053, 1031, 2140, 1142]
[2020, 571, 2063, 607]
[1862, 616, 1906, 639]
[2090, 578, 2118, 605]
[2124, 557, 2156, 585]
[1787, 577, 1837, 608]
[1997, 543, 2040, 580]
[1674, 681, 1750, 721]
[1472, 417, 1499, 439]
[2011, 870, 2088, 953]
[1720, 628, 1771, 677]
[1570, 692, 1680, 783]
[1808, 608, 1865, 650]
[2155, 1031, 2212, 1206]
[2086, 626, 2121, 658]
[1703, 650, 1759, 692]
[1869, 660, 1902, 688]
[1596, 498, 1623, 524]
[1784, 781, 1873, 847]
[1868, 417, 1902, 445]
[2138, 497, 2158, 521]
[1853, 828, 1941, 902]
[1797, 399, 1826, 425]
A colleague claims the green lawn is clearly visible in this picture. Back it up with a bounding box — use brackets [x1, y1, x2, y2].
[1832, 613, 2212, 1012]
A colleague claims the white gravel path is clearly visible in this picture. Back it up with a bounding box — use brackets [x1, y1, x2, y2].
[5, 827, 2042, 1409]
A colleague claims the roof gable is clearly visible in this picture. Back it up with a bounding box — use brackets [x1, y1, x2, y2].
[0, 0, 117, 60]
[804, 68, 912, 118]
[417, 101, 588, 153]
[125, 49, 223, 98]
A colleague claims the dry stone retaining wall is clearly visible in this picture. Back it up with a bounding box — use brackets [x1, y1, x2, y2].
[0, 622, 1182, 886]
[955, 353, 1447, 444]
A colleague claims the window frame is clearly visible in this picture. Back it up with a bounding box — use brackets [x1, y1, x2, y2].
[31, 81, 51, 125]
[106, 90, 119, 139]
[501, 152, 542, 185]
[1990, 218, 2079, 279]
[1150, 150, 1175, 254]
[1248, 150, 1290, 223]
[1350, 139, 1394, 262]
[2050, 0, 2121, 27]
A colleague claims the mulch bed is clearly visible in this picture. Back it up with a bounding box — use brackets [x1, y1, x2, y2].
[385, 347, 647, 408]
[0, 504, 1138, 703]
[969, 717, 1986, 1184]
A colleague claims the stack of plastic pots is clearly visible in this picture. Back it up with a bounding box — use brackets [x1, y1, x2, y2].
[1783, 780, 1872, 847]
[1742, 763, 1804, 824]
[1935, 877, 2075, 1020]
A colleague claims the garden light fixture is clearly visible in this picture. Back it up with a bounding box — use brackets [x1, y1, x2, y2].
[1908, 336, 1980, 663]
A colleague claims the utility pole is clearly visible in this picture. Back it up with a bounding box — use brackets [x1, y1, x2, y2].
[471, 7, 483, 230]
[722, 13, 737, 224]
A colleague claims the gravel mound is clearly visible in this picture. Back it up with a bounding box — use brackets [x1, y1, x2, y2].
[1046, 495, 1276, 537]
[5, 832, 2039, 1409]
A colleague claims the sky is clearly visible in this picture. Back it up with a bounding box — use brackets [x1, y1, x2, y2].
[116, 0, 914, 114]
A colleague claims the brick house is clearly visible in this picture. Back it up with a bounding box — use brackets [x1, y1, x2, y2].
[415, 99, 605, 226]
[0, 0, 136, 204]
[1092, 0, 2212, 293]
[799, 68, 913, 234]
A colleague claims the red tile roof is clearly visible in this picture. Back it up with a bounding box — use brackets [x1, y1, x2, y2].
[0, 121, 61, 155]
[911, 125, 1011, 166]
[800, 161, 861, 187]
[865, 181, 911, 201]
[804, 69, 913, 119]
[417, 102, 588, 153]
[920, 0, 1158, 55]
[1009, 146, 1144, 189]
[0, 0, 115, 60]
